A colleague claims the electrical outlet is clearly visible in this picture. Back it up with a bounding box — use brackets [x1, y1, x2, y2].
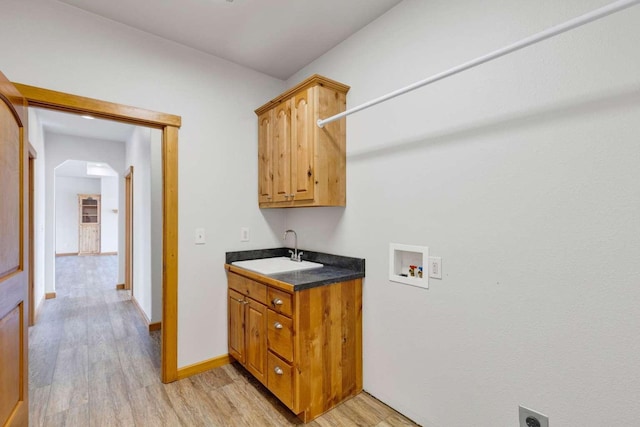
[240, 227, 250, 242]
[429, 256, 442, 279]
[195, 228, 206, 245]
[519, 406, 548, 427]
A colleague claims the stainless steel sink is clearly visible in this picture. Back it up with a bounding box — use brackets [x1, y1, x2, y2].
[232, 257, 323, 275]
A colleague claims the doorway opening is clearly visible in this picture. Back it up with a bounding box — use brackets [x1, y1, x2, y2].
[19, 83, 180, 383]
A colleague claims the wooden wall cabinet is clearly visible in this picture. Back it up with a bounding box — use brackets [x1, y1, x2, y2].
[255, 75, 349, 208]
[227, 270, 362, 423]
[78, 194, 100, 255]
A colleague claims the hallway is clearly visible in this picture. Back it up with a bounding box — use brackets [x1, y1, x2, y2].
[29, 256, 417, 426]
[29, 255, 161, 426]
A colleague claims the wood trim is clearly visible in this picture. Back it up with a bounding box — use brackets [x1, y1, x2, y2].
[55, 252, 78, 257]
[13, 83, 181, 128]
[115, 283, 125, 290]
[176, 354, 232, 380]
[0, 79, 27, 126]
[255, 74, 350, 115]
[148, 322, 161, 332]
[162, 125, 179, 383]
[45, 292, 56, 300]
[16, 83, 180, 385]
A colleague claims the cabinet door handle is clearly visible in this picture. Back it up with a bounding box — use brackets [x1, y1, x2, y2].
[274, 366, 284, 375]
[273, 322, 283, 330]
[289, 194, 295, 198]
[272, 298, 283, 306]
[230, 296, 246, 304]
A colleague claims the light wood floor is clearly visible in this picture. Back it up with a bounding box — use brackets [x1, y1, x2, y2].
[29, 255, 418, 426]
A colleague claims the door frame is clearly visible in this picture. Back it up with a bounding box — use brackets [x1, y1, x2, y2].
[124, 167, 133, 292]
[15, 83, 181, 383]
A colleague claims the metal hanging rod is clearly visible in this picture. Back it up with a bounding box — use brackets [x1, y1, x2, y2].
[316, 0, 640, 128]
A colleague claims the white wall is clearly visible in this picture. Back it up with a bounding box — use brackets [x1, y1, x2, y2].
[125, 126, 163, 323]
[100, 176, 119, 253]
[284, 1, 640, 426]
[44, 132, 125, 293]
[150, 129, 163, 323]
[28, 109, 46, 310]
[125, 126, 153, 321]
[0, 0, 286, 366]
[54, 176, 101, 253]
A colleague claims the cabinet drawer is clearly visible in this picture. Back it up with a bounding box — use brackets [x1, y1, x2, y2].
[267, 287, 293, 316]
[268, 351, 294, 409]
[228, 272, 267, 304]
[267, 310, 293, 362]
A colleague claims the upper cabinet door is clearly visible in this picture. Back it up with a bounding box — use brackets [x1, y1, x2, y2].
[257, 110, 273, 204]
[272, 100, 291, 203]
[255, 75, 349, 208]
[290, 88, 315, 202]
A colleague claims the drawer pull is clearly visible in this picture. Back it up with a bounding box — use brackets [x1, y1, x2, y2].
[272, 298, 283, 306]
[230, 296, 247, 304]
[274, 366, 284, 375]
[273, 322, 283, 330]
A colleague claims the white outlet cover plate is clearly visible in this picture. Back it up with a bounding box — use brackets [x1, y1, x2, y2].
[240, 227, 250, 242]
[429, 256, 442, 279]
[519, 405, 549, 427]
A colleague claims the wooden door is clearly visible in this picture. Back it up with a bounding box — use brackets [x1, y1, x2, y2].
[228, 290, 245, 363]
[272, 101, 291, 203]
[290, 88, 315, 202]
[78, 194, 100, 255]
[258, 110, 273, 204]
[245, 299, 267, 385]
[0, 71, 29, 426]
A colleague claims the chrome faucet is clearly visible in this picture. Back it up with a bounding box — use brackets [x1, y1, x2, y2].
[283, 229, 303, 262]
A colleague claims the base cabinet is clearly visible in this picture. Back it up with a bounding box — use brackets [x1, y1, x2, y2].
[227, 271, 362, 423]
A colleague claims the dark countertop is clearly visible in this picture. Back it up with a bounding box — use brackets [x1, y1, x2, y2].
[225, 248, 365, 291]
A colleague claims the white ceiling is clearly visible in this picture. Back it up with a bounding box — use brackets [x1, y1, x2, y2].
[35, 108, 135, 142]
[55, 0, 402, 80]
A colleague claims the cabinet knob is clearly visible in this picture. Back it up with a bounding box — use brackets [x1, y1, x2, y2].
[272, 298, 283, 306]
[274, 366, 284, 375]
[289, 194, 295, 198]
[274, 322, 283, 330]
[230, 296, 247, 304]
